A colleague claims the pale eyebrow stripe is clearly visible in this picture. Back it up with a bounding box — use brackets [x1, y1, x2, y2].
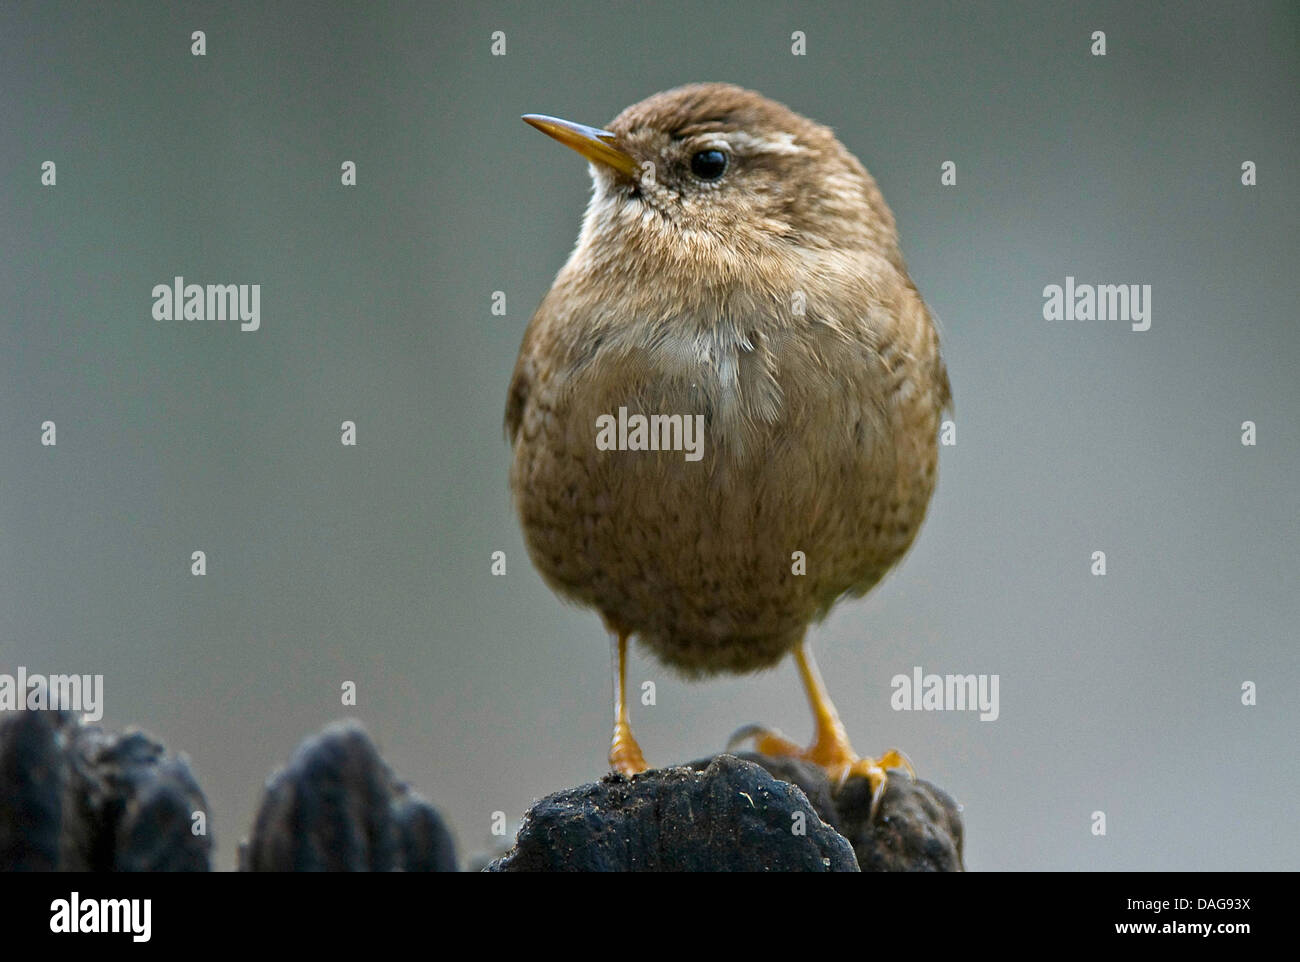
[718, 130, 808, 156]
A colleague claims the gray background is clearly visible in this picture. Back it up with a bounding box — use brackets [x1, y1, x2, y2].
[2, 0, 1296, 871]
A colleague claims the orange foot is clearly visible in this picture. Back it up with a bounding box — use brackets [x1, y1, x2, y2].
[609, 719, 649, 778]
[728, 723, 913, 817]
[727, 641, 916, 817]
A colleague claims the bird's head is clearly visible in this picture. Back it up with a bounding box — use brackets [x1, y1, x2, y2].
[523, 83, 902, 285]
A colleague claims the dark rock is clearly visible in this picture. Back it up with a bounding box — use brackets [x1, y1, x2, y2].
[392, 793, 459, 873]
[713, 752, 965, 871]
[466, 838, 514, 874]
[487, 753, 859, 871]
[241, 721, 457, 871]
[0, 710, 65, 870]
[0, 710, 213, 871]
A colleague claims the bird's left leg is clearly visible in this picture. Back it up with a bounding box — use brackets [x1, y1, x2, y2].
[728, 637, 913, 815]
[608, 630, 649, 777]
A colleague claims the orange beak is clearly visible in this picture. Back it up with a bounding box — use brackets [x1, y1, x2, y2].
[522, 114, 640, 179]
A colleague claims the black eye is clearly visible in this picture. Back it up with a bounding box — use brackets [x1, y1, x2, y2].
[689, 149, 728, 181]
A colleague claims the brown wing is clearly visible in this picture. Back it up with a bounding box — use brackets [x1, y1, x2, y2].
[504, 298, 551, 444]
[504, 355, 530, 443]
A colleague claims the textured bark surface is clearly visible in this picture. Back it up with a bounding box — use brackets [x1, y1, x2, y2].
[488, 752, 963, 872]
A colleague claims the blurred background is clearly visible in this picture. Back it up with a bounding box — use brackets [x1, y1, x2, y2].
[1, 0, 1296, 870]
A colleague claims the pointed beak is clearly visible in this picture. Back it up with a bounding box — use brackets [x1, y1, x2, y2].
[522, 114, 640, 179]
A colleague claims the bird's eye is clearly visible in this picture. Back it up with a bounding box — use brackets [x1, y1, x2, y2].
[689, 149, 728, 181]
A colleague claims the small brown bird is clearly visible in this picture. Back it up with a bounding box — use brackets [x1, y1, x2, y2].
[506, 83, 951, 809]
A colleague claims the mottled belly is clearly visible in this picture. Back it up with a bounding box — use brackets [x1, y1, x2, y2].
[510, 369, 939, 677]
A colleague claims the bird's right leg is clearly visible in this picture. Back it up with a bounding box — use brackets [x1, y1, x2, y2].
[727, 637, 913, 817]
[608, 630, 649, 776]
